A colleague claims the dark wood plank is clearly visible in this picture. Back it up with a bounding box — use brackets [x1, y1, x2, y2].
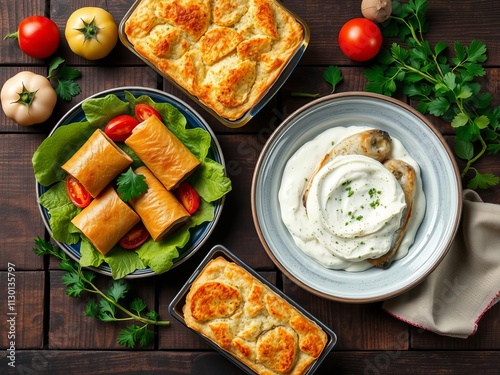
[283, 276, 409, 351]
[0, 271, 45, 349]
[201, 134, 275, 269]
[411, 301, 500, 350]
[48, 270, 156, 349]
[3, 350, 500, 374]
[286, 0, 500, 66]
[0, 134, 46, 270]
[327, 350, 500, 375]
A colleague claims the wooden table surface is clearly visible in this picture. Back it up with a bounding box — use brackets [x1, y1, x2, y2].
[1, 0, 499, 374]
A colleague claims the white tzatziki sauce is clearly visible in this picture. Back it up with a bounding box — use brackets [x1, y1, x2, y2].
[278, 126, 426, 272]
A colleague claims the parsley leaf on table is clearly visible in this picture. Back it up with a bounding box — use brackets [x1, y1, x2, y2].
[365, 0, 500, 189]
[291, 65, 343, 98]
[117, 167, 148, 201]
[324, 65, 343, 94]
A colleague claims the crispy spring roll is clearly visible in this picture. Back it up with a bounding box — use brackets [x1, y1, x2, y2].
[129, 166, 190, 241]
[124, 116, 200, 190]
[71, 186, 140, 255]
[62, 129, 133, 197]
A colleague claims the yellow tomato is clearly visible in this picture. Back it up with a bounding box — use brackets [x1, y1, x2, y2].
[65, 7, 118, 60]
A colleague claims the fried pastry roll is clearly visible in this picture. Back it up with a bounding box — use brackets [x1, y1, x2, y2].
[62, 129, 133, 197]
[124, 116, 200, 190]
[129, 166, 190, 241]
[71, 186, 140, 255]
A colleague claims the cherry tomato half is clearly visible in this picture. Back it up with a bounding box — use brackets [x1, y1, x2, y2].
[104, 114, 139, 142]
[338, 18, 382, 62]
[6, 16, 61, 59]
[175, 181, 200, 215]
[134, 103, 162, 122]
[119, 223, 150, 250]
[66, 175, 91, 208]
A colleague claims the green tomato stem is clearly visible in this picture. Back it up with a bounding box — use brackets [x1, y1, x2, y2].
[3, 31, 19, 40]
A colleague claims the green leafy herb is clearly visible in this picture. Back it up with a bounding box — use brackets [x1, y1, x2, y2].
[291, 65, 343, 98]
[324, 65, 343, 94]
[47, 57, 82, 101]
[365, 0, 500, 189]
[117, 167, 148, 201]
[33, 237, 170, 348]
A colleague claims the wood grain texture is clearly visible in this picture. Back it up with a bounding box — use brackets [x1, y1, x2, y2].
[0, 134, 46, 270]
[2, 350, 500, 374]
[0, 271, 45, 349]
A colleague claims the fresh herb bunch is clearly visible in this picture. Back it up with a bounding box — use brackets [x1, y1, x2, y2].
[365, 0, 500, 189]
[33, 237, 170, 348]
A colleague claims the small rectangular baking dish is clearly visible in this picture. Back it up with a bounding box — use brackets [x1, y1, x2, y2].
[118, 0, 310, 128]
[168, 244, 337, 375]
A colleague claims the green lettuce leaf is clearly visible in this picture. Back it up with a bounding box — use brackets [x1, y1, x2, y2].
[32, 122, 95, 186]
[82, 94, 130, 127]
[104, 248, 147, 280]
[38, 182, 81, 244]
[190, 159, 232, 202]
[80, 237, 105, 268]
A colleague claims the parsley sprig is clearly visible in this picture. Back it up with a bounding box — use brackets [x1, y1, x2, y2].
[33, 237, 170, 348]
[47, 57, 82, 101]
[117, 167, 148, 201]
[364, 0, 499, 189]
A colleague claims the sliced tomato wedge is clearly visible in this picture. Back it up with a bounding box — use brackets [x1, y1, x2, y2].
[104, 114, 139, 142]
[119, 223, 150, 250]
[134, 103, 162, 122]
[66, 176, 91, 208]
[175, 181, 200, 215]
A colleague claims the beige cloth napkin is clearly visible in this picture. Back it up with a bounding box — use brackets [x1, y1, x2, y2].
[382, 189, 500, 338]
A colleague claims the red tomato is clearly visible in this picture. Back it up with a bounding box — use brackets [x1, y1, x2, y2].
[175, 182, 200, 215]
[338, 18, 382, 62]
[7, 16, 60, 59]
[134, 104, 162, 122]
[66, 176, 91, 208]
[104, 115, 139, 142]
[119, 223, 150, 250]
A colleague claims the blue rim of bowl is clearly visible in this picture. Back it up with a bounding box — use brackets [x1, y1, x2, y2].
[251, 91, 462, 302]
[36, 86, 226, 279]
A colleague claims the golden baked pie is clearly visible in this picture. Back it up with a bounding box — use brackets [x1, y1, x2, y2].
[124, 0, 304, 121]
[183, 256, 328, 375]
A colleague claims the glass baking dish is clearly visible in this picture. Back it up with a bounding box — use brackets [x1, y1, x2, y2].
[118, 0, 310, 128]
[168, 244, 337, 375]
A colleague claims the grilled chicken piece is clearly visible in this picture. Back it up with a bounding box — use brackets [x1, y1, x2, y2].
[302, 129, 393, 206]
[368, 159, 417, 269]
